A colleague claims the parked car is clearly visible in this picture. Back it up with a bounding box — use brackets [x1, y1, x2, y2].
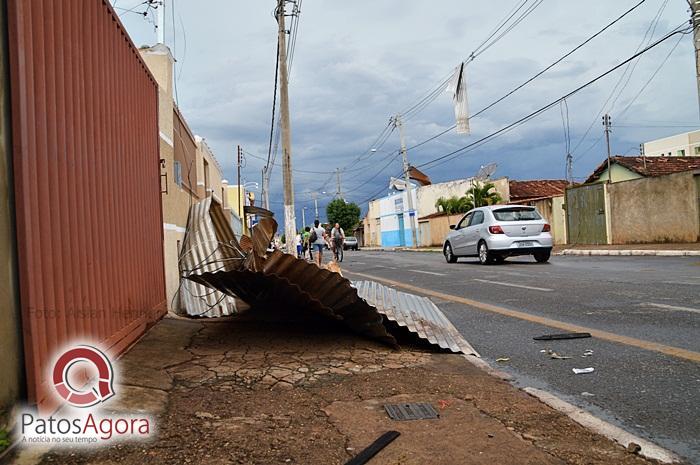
[343, 236, 359, 251]
[442, 205, 552, 264]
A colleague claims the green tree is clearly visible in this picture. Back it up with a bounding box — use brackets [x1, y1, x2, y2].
[466, 182, 502, 208]
[326, 198, 361, 233]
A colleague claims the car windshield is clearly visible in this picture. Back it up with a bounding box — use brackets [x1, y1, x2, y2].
[492, 207, 541, 221]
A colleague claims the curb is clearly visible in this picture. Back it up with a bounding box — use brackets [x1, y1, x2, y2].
[557, 249, 700, 257]
[360, 247, 442, 253]
[524, 387, 681, 464]
[460, 355, 682, 464]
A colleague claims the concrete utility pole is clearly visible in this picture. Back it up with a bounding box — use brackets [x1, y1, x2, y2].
[156, 0, 165, 44]
[692, 1, 700, 116]
[335, 168, 342, 199]
[302, 207, 307, 230]
[603, 114, 612, 184]
[237, 145, 244, 228]
[276, 0, 296, 251]
[394, 114, 418, 248]
[311, 192, 319, 220]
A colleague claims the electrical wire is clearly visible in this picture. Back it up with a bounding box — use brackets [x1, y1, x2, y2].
[415, 25, 692, 172]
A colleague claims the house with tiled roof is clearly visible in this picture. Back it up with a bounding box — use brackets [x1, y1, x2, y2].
[585, 156, 700, 184]
[509, 180, 569, 202]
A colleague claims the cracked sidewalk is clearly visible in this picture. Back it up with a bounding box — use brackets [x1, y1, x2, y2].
[24, 315, 668, 465]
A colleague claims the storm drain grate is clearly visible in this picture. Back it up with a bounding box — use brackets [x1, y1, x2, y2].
[383, 403, 439, 421]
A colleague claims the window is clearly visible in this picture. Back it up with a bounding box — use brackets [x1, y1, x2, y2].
[469, 210, 484, 226]
[173, 160, 182, 187]
[694, 146, 700, 155]
[492, 207, 541, 221]
[677, 149, 686, 157]
[203, 159, 210, 194]
[457, 213, 472, 229]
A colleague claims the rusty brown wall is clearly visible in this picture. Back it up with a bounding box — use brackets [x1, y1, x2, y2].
[7, 0, 166, 409]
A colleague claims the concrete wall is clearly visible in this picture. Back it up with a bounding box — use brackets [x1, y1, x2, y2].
[643, 129, 700, 157]
[608, 171, 700, 244]
[0, 2, 22, 426]
[419, 213, 465, 247]
[416, 176, 510, 218]
[519, 196, 567, 245]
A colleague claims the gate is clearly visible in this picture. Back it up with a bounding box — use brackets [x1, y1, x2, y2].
[7, 0, 166, 410]
[565, 184, 607, 245]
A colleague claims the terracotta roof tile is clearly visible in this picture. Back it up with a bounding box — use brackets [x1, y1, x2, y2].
[508, 180, 569, 201]
[586, 156, 700, 183]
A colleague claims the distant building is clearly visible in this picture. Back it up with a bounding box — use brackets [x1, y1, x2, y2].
[139, 44, 230, 311]
[585, 156, 700, 184]
[642, 129, 700, 158]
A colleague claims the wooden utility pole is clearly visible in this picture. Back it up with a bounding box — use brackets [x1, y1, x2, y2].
[603, 114, 612, 184]
[276, 0, 296, 250]
[395, 115, 418, 248]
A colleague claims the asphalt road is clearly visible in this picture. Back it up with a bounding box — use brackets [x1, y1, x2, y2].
[339, 250, 700, 463]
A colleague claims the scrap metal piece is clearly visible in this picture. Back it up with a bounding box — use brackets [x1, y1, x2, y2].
[353, 280, 479, 355]
[533, 332, 591, 341]
[344, 431, 401, 465]
[178, 197, 246, 317]
[384, 403, 439, 421]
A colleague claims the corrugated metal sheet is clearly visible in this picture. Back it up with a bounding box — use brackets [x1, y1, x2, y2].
[354, 281, 478, 355]
[188, 218, 477, 354]
[7, 0, 166, 410]
[178, 196, 245, 317]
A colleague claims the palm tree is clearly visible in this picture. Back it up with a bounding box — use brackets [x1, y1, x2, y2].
[466, 182, 502, 208]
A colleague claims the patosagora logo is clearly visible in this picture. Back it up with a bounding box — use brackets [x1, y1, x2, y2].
[52, 345, 115, 408]
[18, 342, 153, 447]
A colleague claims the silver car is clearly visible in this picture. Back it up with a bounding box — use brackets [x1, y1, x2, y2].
[443, 205, 553, 264]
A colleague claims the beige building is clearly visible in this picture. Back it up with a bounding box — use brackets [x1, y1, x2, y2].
[416, 177, 510, 219]
[140, 44, 230, 311]
[642, 129, 700, 158]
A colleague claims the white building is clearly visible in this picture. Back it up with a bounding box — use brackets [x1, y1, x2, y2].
[642, 129, 700, 158]
[378, 187, 419, 247]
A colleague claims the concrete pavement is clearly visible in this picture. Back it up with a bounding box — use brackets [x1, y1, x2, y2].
[341, 251, 700, 463]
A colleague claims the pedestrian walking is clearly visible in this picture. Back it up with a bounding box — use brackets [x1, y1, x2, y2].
[302, 226, 312, 261]
[310, 219, 328, 266]
[295, 232, 303, 258]
[331, 223, 345, 261]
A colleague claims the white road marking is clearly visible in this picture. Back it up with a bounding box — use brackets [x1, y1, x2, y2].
[662, 281, 700, 286]
[473, 278, 553, 292]
[410, 269, 446, 276]
[639, 302, 700, 315]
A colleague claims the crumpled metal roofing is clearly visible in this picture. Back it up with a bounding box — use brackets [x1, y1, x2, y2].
[177, 197, 245, 317]
[353, 280, 478, 355]
[186, 217, 478, 354]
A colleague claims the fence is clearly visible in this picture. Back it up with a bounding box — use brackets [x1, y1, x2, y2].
[7, 0, 166, 410]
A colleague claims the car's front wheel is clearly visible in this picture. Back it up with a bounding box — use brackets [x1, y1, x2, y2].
[444, 242, 457, 263]
[478, 241, 492, 265]
[534, 251, 551, 263]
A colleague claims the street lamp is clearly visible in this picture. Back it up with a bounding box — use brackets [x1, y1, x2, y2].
[302, 206, 308, 229]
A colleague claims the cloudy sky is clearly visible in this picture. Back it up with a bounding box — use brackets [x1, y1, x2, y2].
[114, 0, 698, 222]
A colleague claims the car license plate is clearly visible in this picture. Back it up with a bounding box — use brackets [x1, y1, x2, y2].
[517, 241, 535, 247]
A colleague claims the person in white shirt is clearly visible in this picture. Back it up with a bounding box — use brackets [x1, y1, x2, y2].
[311, 219, 329, 266]
[294, 233, 302, 258]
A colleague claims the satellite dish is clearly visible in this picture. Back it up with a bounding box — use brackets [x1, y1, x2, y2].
[475, 162, 497, 181]
[389, 177, 408, 191]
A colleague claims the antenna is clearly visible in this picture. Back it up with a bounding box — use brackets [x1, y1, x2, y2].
[475, 162, 497, 181]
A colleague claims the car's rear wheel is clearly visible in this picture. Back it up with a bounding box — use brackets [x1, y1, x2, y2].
[478, 241, 492, 265]
[534, 251, 551, 263]
[444, 242, 457, 263]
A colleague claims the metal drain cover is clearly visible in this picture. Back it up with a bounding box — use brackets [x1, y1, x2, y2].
[384, 403, 439, 421]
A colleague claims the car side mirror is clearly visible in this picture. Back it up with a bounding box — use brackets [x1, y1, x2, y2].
[449, 224, 456, 230]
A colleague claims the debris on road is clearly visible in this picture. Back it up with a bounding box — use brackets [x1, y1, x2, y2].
[573, 367, 595, 374]
[545, 349, 572, 360]
[384, 403, 440, 421]
[344, 431, 401, 465]
[533, 332, 592, 341]
[496, 357, 510, 362]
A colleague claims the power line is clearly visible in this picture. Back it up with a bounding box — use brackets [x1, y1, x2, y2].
[415, 25, 692, 172]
